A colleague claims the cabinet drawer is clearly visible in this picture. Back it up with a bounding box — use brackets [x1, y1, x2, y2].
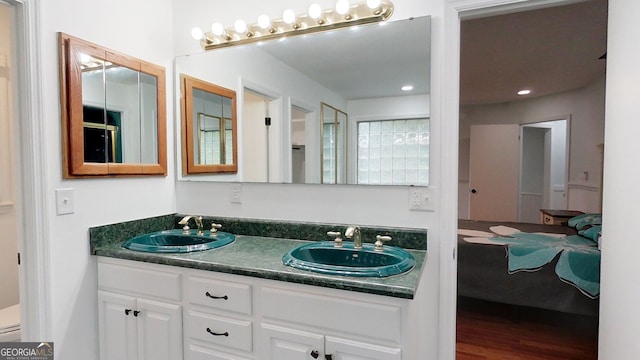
[98, 261, 181, 302]
[186, 276, 252, 315]
[186, 343, 251, 360]
[261, 287, 402, 342]
[186, 310, 252, 353]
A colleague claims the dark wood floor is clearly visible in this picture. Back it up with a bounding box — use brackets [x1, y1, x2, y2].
[457, 297, 598, 360]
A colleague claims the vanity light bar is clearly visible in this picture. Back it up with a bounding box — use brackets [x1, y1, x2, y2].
[194, 0, 394, 50]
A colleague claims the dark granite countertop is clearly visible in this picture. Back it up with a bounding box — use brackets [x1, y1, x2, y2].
[94, 234, 425, 299]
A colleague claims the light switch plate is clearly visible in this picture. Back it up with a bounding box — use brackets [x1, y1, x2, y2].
[56, 188, 75, 215]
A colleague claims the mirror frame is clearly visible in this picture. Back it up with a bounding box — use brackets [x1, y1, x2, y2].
[58, 33, 167, 177]
[180, 74, 238, 175]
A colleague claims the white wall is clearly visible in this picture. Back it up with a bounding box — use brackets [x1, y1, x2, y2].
[599, 0, 640, 358]
[172, 0, 442, 358]
[459, 77, 605, 213]
[38, 0, 176, 358]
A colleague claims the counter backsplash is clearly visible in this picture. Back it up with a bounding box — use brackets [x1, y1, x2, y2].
[90, 213, 427, 254]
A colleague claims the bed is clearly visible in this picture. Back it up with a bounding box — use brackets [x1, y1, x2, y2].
[457, 218, 600, 316]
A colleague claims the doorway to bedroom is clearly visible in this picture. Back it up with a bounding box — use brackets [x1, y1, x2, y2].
[456, 1, 606, 358]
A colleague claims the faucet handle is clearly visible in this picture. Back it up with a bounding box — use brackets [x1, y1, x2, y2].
[210, 223, 222, 234]
[327, 231, 343, 248]
[182, 224, 191, 234]
[374, 235, 392, 251]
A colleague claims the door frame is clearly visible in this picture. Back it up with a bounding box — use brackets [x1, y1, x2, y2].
[442, 0, 586, 359]
[8, 0, 51, 341]
[518, 116, 571, 221]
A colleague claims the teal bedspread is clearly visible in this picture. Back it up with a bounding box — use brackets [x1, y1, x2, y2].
[489, 232, 600, 298]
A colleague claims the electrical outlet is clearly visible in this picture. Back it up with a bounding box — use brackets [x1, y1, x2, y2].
[231, 183, 242, 204]
[408, 187, 432, 211]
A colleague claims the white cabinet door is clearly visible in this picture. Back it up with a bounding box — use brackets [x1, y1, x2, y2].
[137, 298, 183, 360]
[260, 323, 324, 360]
[98, 291, 138, 360]
[325, 336, 401, 360]
[99, 290, 182, 360]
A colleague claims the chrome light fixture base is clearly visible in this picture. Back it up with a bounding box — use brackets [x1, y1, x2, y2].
[196, 1, 394, 50]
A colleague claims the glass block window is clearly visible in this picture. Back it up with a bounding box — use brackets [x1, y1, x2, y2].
[357, 118, 429, 185]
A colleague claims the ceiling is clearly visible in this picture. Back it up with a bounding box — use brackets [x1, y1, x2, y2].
[258, 16, 430, 100]
[254, 0, 607, 106]
[460, 0, 608, 105]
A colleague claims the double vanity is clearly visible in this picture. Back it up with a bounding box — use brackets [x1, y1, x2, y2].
[90, 214, 426, 360]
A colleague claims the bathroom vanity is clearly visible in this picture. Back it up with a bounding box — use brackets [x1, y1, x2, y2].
[91, 215, 426, 360]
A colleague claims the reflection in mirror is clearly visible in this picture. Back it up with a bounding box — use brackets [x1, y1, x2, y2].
[181, 74, 238, 174]
[321, 103, 347, 184]
[175, 16, 430, 185]
[59, 33, 167, 177]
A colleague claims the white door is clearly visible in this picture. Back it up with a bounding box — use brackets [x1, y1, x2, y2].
[137, 298, 183, 360]
[325, 336, 401, 360]
[469, 124, 520, 221]
[98, 291, 138, 360]
[260, 323, 324, 360]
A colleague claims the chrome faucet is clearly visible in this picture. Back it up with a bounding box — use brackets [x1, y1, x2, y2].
[345, 226, 363, 249]
[179, 215, 204, 235]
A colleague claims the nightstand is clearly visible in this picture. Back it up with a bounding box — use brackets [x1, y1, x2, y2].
[540, 209, 584, 226]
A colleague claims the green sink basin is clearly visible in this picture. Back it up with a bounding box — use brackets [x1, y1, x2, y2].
[282, 241, 415, 277]
[122, 229, 235, 253]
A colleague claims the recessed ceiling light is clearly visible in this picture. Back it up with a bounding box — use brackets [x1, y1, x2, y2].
[517, 89, 531, 96]
[401, 85, 414, 91]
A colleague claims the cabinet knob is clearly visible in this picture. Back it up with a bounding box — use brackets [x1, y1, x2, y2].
[133, 310, 140, 317]
[471, 189, 477, 194]
[205, 291, 229, 300]
[206, 327, 229, 337]
[310, 350, 319, 358]
[124, 309, 131, 316]
[325, 355, 333, 360]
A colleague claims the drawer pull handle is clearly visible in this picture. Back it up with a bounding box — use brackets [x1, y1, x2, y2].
[206, 327, 229, 337]
[205, 291, 228, 300]
[311, 350, 319, 358]
[325, 355, 333, 360]
[133, 310, 140, 317]
[124, 309, 131, 316]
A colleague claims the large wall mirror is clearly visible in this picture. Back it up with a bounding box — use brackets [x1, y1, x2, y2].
[59, 33, 167, 177]
[175, 16, 430, 186]
[181, 74, 238, 174]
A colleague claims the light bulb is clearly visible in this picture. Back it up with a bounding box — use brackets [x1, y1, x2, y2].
[211, 22, 225, 36]
[283, 9, 296, 24]
[258, 14, 271, 29]
[335, 0, 350, 15]
[308, 4, 322, 19]
[191, 27, 204, 40]
[367, 0, 381, 9]
[234, 19, 247, 34]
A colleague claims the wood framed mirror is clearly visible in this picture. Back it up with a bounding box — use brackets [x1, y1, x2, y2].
[180, 74, 238, 175]
[59, 33, 167, 177]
